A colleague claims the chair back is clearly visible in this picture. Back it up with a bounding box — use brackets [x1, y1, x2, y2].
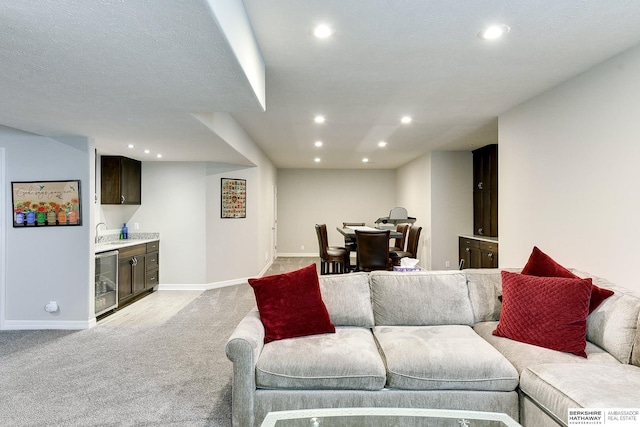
[405, 226, 422, 257]
[389, 207, 409, 220]
[355, 229, 391, 272]
[392, 223, 409, 250]
[315, 224, 328, 259]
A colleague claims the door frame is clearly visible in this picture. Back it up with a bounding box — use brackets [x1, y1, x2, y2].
[271, 184, 277, 262]
[0, 148, 6, 329]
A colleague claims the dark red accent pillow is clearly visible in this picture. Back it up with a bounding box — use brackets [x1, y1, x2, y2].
[248, 264, 335, 343]
[520, 246, 614, 313]
[493, 271, 592, 357]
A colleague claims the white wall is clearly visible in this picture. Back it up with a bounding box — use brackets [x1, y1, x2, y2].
[396, 151, 474, 270]
[97, 114, 277, 288]
[396, 153, 431, 268]
[431, 151, 473, 270]
[201, 113, 277, 283]
[499, 43, 640, 293]
[1, 126, 93, 329]
[276, 169, 396, 255]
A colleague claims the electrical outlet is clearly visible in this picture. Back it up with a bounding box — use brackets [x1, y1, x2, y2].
[44, 301, 59, 313]
[445, 261, 451, 268]
[301, 245, 304, 250]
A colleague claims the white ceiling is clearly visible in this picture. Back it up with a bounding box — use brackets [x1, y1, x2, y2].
[2, 1, 640, 169]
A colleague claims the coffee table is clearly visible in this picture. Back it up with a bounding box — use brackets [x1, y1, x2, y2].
[261, 407, 522, 426]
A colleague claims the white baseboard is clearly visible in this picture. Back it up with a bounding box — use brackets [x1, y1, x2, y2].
[276, 253, 319, 257]
[3, 319, 95, 330]
[156, 258, 275, 291]
[157, 278, 247, 291]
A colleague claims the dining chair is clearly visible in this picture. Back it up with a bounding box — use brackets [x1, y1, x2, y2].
[315, 224, 350, 274]
[390, 225, 422, 266]
[342, 222, 365, 270]
[389, 223, 409, 252]
[355, 229, 392, 272]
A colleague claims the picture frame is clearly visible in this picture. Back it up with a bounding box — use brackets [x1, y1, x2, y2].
[11, 180, 82, 227]
[221, 178, 246, 219]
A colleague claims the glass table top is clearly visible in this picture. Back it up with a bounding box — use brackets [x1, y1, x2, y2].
[261, 407, 522, 427]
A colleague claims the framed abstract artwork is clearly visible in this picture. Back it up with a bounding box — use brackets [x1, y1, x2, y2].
[221, 178, 246, 219]
[11, 180, 82, 227]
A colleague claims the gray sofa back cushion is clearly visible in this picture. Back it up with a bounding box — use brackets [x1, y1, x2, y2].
[464, 269, 506, 323]
[572, 269, 640, 365]
[319, 272, 375, 327]
[370, 271, 474, 326]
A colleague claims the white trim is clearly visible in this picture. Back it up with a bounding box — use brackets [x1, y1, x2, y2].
[3, 319, 94, 330]
[276, 252, 318, 258]
[0, 148, 5, 330]
[157, 258, 275, 291]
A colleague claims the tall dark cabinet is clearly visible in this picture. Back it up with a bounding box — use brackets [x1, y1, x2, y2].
[459, 144, 499, 269]
[473, 144, 498, 237]
[101, 155, 142, 205]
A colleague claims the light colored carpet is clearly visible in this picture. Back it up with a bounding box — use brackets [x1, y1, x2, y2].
[0, 285, 256, 426]
[0, 257, 321, 426]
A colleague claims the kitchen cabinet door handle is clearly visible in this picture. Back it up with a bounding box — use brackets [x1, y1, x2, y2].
[121, 195, 125, 203]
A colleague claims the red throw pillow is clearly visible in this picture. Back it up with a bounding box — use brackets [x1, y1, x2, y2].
[248, 264, 335, 343]
[520, 246, 613, 313]
[493, 271, 592, 357]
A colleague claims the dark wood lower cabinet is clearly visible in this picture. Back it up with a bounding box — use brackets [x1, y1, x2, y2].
[117, 240, 159, 306]
[459, 236, 498, 269]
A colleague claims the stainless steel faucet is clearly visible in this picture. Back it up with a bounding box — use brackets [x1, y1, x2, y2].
[95, 222, 107, 244]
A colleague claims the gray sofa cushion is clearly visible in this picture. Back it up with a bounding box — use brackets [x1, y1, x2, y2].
[521, 363, 640, 426]
[256, 327, 386, 391]
[474, 321, 620, 374]
[571, 269, 640, 364]
[465, 268, 504, 323]
[319, 272, 374, 327]
[370, 271, 474, 326]
[465, 268, 520, 323]
[373, 325, 519, 391]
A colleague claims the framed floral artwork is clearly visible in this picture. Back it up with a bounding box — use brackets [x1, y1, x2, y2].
[221, 178, 246, 218]
[11, 180, 82, 227]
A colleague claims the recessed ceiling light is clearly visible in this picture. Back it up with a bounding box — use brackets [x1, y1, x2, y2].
[156, 154, 162, 158]
[144, 149, 150, 154]
[478, 24, 510, 40]
[313, 24, 333, 39]
[314, 157, 321, 163]
[127, 144, 134, 149]
[314, 141, 323, 147]
[378, 141, 387, 148]
[314, 115, 325, 124]
[362, 158, 369, 163]
[401, 116, 412, 124]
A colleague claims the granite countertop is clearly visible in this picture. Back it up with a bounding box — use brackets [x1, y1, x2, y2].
[95, 232, 159, 253]
[459, 234, 499, 244]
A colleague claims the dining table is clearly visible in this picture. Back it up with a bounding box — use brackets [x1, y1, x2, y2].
[337, 225, 403, 240]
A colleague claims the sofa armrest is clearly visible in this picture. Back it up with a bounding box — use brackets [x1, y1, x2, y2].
[225, 309, 265, 427]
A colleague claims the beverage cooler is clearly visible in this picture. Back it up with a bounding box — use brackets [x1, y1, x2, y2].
[95, 250, 118, 316]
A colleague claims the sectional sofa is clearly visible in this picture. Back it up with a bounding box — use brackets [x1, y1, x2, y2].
[226, 266, 640, 427]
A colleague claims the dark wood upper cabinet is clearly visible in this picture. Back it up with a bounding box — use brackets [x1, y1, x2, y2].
[100, 155, 141, 205]
[472, 144, 498, 237]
